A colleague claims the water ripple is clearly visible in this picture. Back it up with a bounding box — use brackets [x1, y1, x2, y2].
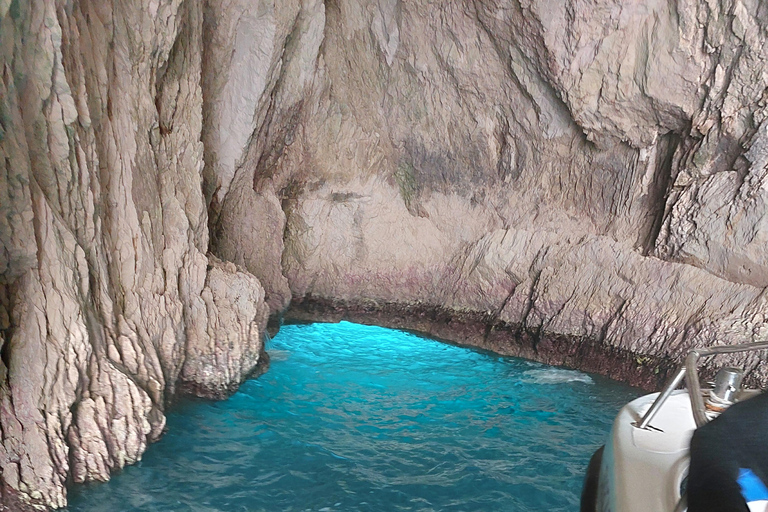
[67, 321, 639, 512]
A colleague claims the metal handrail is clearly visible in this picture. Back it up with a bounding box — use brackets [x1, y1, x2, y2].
[637, 341, 768, 430]
[637, 366, 686, 429]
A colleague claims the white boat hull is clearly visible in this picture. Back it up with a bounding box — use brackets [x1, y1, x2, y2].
[592, 391, 696, 512]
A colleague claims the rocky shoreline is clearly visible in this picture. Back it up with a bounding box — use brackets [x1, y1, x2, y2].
[285, 296, 678, 391]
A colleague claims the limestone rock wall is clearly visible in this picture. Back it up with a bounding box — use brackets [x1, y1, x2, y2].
[0, 0, 268, 509]
[267, 0, 768, 377]
[4, 0, 768, 510]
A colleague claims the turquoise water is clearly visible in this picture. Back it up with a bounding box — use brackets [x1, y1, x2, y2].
[66, 321, 639, 511]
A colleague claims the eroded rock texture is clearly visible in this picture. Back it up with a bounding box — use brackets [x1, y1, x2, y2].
[268, 0, 768, 385]
[4, 0, 768, 509]
[0, 1, 268, 509]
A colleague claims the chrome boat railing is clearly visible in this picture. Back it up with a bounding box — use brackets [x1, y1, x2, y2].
[637, 341, 768, 430]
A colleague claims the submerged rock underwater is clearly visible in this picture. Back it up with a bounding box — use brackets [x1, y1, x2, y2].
[2, 0, 768, 509]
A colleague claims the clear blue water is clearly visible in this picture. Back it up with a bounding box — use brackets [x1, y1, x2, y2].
[66, 321, 639, 511]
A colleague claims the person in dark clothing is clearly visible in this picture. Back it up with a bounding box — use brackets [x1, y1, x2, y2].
[688, 391, 768, 512]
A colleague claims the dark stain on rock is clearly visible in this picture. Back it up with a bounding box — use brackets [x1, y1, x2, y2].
[253, 101, 305, 192]
[401, 137, 493, 197]
[286, 295, 679, 391]
[329, 191, 363, 203]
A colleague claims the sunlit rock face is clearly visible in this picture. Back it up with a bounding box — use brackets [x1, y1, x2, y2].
[267, 0, 768, 380]
[0, 1, 268, 509]
[2, 0, 768, 509]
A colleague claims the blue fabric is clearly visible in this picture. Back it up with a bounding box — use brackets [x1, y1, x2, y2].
[738, 468, 768, 503]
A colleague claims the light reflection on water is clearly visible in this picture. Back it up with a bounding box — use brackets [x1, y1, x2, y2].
[66, 321, 639, 511]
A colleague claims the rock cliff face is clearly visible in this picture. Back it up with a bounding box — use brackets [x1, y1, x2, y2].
[0, 1, 269, 509]
[3, 0, 768, 509]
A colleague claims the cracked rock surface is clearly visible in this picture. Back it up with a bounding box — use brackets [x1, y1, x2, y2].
[272, 0, 768, 383]
[1, 0, 268, 509]
[4, 0, 768, 509]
